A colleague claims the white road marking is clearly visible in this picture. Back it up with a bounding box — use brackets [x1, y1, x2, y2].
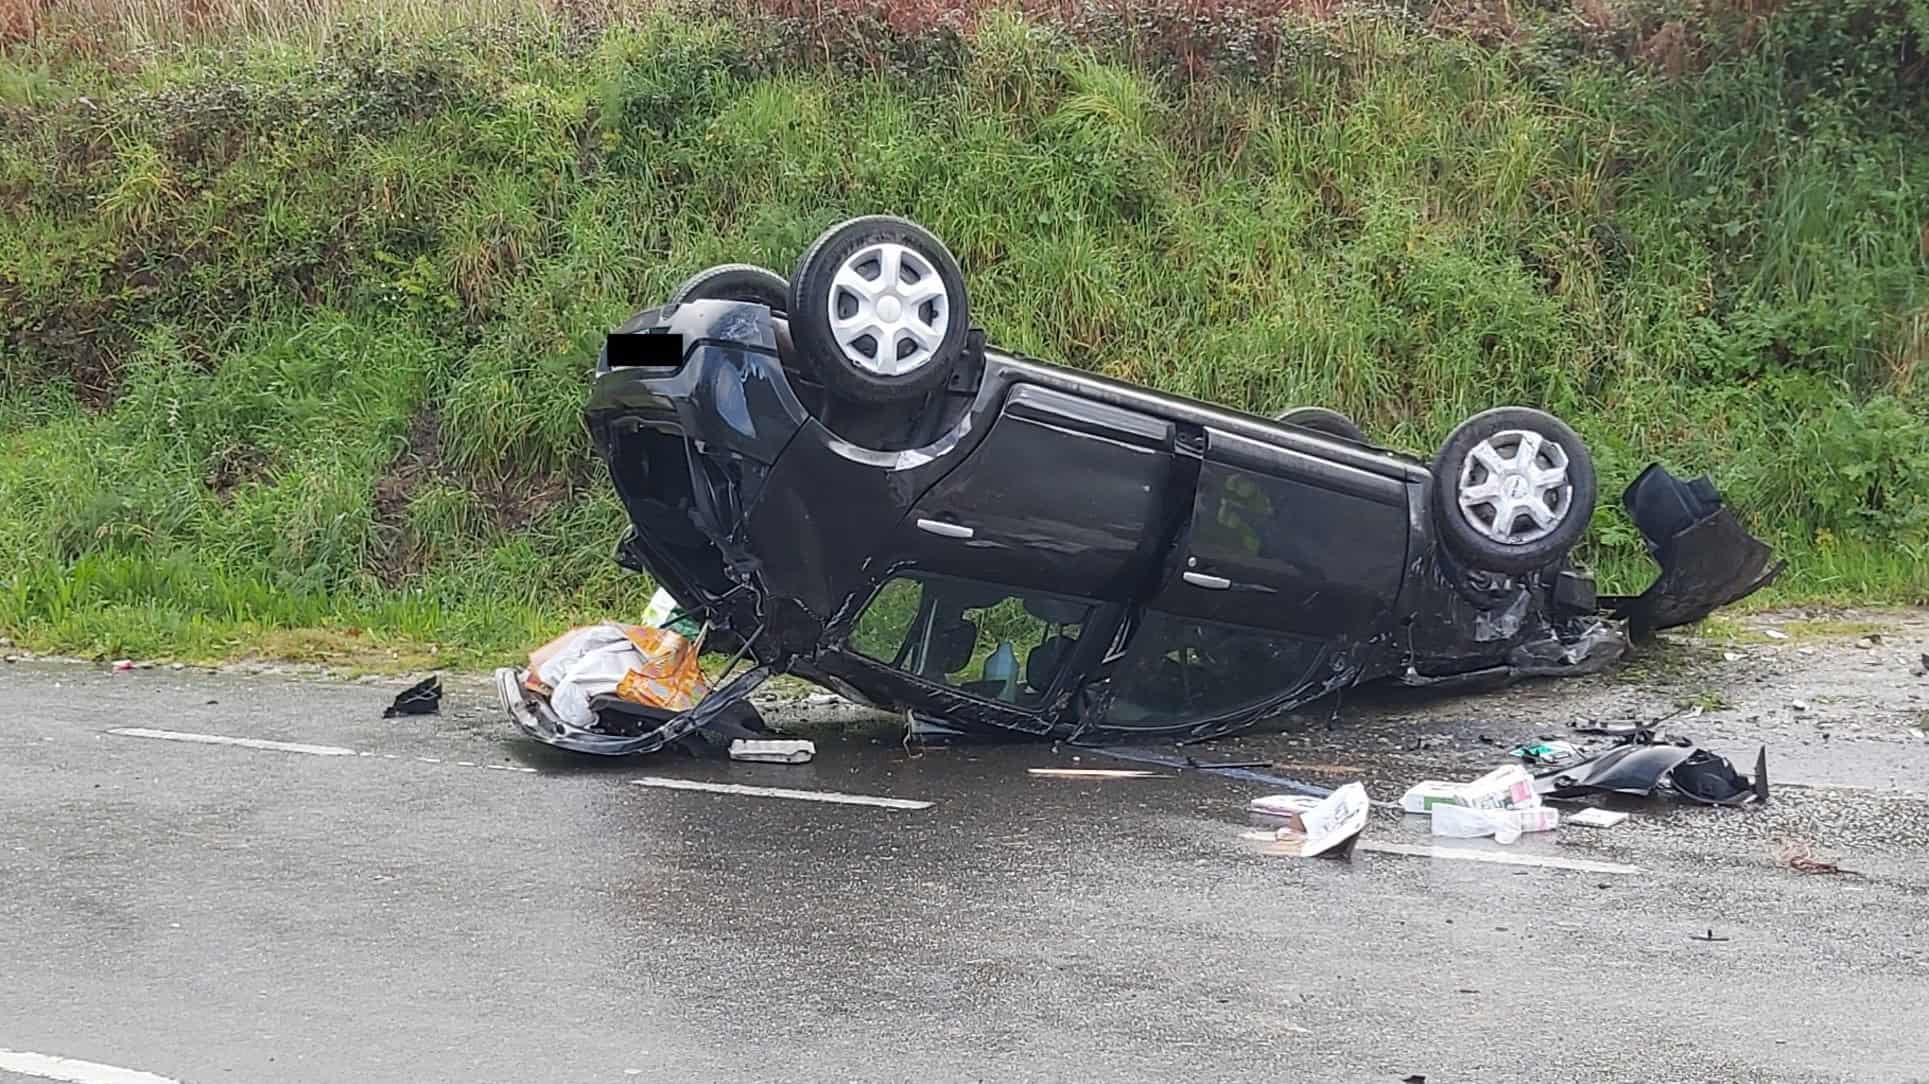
[0, 1047, 182, 1084]
[1027, 768, 1161, 779]
[108, 728, 355, 758]
[631, 776, 931, 811]
[1359, 840, 1640, 875]
[102, 728, 546, 781]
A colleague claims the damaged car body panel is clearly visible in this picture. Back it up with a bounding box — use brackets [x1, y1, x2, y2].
[522, 291, 1778, 756]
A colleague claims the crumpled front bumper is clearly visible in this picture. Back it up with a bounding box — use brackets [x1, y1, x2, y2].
[1602, 464, 1784, 638]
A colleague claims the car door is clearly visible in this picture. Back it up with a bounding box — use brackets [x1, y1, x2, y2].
[885, 383, 1177, 601]
[816, 384, 1178, 731]
[1095, 425, 1411, 734]
[1162, 426, 1410, 638]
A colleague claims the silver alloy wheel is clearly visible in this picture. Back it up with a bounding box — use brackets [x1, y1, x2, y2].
[827, 242, 950, 376]
[1455, 429, 1573, 545]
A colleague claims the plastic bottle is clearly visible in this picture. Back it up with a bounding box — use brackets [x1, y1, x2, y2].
[984, 640, 1019, 701]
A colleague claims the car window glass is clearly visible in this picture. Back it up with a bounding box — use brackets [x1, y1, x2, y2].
[1103, 611, 1322, 728]
[849, 575, 1091, 707]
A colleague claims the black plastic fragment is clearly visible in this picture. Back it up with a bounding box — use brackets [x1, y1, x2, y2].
[1604, 465, 1784, 638]
[383, 676, 442, 718]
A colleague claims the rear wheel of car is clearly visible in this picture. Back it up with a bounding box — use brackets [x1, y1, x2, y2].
[788, 216, 971, 405]
[1430, 407, 1597, 575]
[1275, 406, 1367, 442]
[669, 264, 789, 312]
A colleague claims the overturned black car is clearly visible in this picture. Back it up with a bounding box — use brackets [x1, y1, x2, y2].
[507, 216, 1780, 756]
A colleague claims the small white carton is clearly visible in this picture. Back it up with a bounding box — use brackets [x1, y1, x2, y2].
[1267, 782, 1370, 858]
[1400, 765, 1539, 814]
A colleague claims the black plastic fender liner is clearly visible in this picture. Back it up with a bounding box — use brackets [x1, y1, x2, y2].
[1602, 464, 1785, 638]
[1535, 742, 1697, 799]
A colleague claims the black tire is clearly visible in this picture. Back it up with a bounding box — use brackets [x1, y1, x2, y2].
[788, 216, 971, 405]
[669, 264, 789, 312]
[1275, 406, 1367, 442]
[1430, 407, 1597, 575]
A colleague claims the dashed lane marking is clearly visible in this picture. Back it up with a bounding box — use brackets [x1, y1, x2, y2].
[107, 727, 355, 758]
[0, 1047, 183, 1084]
[631, 776, 932, 811]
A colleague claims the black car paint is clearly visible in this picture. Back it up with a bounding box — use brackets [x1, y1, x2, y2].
[562, 299, 1754, 753]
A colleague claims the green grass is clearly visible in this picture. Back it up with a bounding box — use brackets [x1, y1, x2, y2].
[1, 4, 1926, 669]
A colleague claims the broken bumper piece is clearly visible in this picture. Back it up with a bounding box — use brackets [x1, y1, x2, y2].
[1603, 464, 1784, 638]
[497, 664, 772, 757]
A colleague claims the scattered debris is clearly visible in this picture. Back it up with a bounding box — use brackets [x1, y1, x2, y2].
[1778, 842, 1868, 878]
[1510, 739, 1583, 768]
[1184, 756, 1270, 770]
[1786, 855, 1864, 877]
[383, 675, 442, 718]
[1400, 765, 1537, 814]
[1029, 768, 1159, 779]
[1790, 700, 1809, 712]
[530, 623, 707, 727]
[1431, 803, 1559, 844]
[1572, 721, 1652, 739]
[1856, 637, 1877, 650]
[1399, 765, 1553, 844]
[111, 659, 134, 672]
[1722, 651, 1742, 662]
[169, 662, 185, 671]
[729, 738, 815, 764]
[1690, 929, 1730, 942]
[1565, 808, 1630, 829]
[1763, 628, 1789, 640]
[1537, 741, 1768, 806]
[1261, 781, 1369, 858]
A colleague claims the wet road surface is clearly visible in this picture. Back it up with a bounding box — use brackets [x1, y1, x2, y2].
[3, 639, 1929, 1083]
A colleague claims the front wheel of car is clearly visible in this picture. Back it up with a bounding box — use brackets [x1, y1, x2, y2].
[788, 216, 971, 405]
[1430, 407, 1597, 575]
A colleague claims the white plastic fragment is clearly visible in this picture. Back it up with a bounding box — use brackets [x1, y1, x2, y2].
[1566, 808, 1630, 829]
[1763, 628, 1789, 640]
[729, 738, 815, 764]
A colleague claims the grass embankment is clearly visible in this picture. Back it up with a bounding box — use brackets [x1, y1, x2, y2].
[2, 0, 1926, 669]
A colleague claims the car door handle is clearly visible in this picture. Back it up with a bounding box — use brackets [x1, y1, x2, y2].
[917, 518, 975, 540]
[1183, 571, 1231, 590]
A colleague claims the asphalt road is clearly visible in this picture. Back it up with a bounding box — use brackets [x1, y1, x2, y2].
[4, 651, 1928, 1084]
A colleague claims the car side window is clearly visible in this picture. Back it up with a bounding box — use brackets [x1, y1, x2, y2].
[848, 575, 1091, 707]
[1102, 611, 1323, 728]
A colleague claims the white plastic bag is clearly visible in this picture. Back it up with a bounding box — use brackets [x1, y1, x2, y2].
[1430, 803, 1560, 845]
[539, 624, 649, 728]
